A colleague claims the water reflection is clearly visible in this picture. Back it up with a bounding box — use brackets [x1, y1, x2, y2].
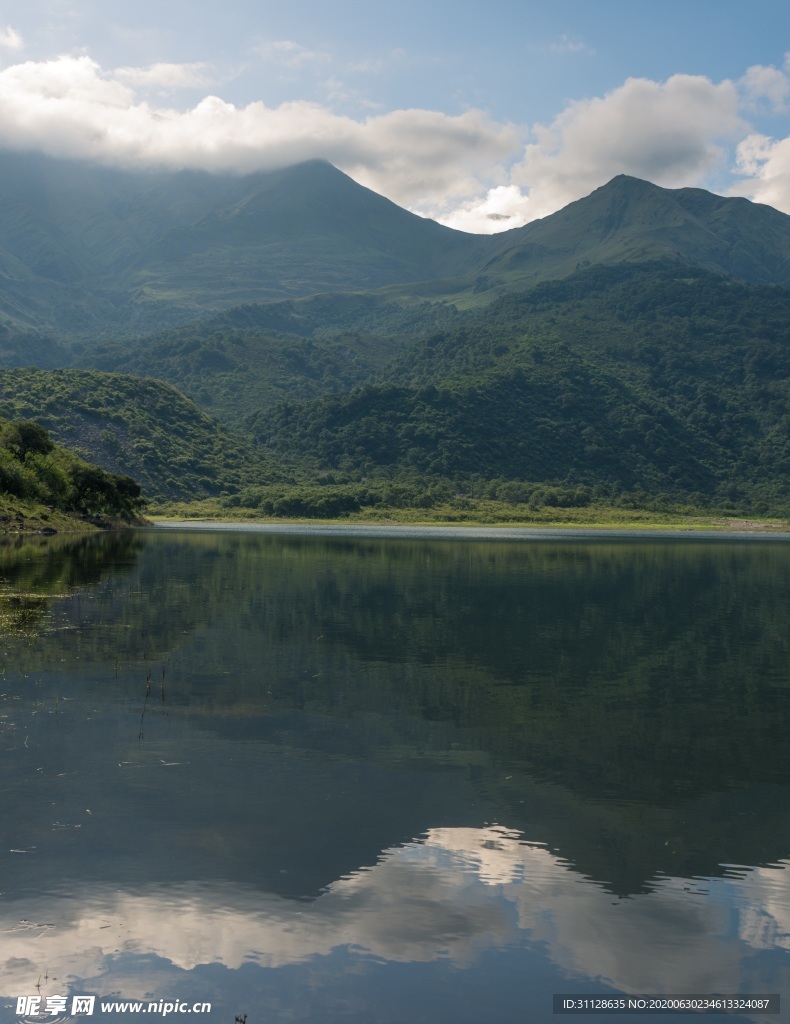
[0, 827, 788, 1011]
[0, 529, 788, 1021]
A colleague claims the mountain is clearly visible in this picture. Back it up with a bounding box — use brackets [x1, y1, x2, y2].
[472, 175, 790, 296]
[73, 176, 790, 430]
[1, 154, 790, 344]
[1, 159, 788, 516]
[0, 152, 494, 338]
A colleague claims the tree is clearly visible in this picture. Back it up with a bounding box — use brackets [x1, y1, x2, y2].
[4, 420, 54, 462]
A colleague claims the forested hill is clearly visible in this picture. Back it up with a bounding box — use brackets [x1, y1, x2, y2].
[0, 368, 290, 501]
[247, 262, 790, 512]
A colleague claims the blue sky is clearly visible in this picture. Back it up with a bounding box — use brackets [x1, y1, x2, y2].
[0, 0, 788, 230]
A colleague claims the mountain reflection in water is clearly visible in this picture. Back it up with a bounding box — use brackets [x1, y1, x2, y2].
[0, 828, 788, 1016]
[0, 528, 788, 1022]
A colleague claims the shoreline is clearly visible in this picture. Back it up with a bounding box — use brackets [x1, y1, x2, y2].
[0, 498, 150, 536]
[147, 517, 790, 540]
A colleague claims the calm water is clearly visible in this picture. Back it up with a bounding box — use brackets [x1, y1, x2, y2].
[0, 527, 789, 1024]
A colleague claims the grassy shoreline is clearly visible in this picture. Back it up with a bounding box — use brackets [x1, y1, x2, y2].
[4, 491, 786, 536]
[147, 499, 790, 533]
[0, 495, 149, 536]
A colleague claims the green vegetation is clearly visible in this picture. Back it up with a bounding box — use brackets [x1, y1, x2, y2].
[0, 163, 787, 523]
[0, 412, 146, 532]
[247, 263, 790, 516]
[153, 493, 788, 532]
[5, 260, 789, 522]
[0, 367, 291, 501]
[76, 292, 465, 424]
[82, 319, 402, 424]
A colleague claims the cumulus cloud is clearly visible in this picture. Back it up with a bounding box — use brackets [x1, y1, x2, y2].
[348, 106, 518, 206]
[732, 132, 790, 213]
[509, 74, 745, 221]
[0, 54, 516, 216]
[740, 63, 790, 113]
[0, 25, 23, 51]
[434, 184, 532, 233]
[722, 55, 790, 213]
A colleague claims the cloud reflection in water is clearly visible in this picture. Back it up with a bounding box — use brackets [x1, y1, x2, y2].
[0, 826, 787, 1004]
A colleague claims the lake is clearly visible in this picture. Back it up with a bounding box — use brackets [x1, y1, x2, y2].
[0, 526, 788, 1023]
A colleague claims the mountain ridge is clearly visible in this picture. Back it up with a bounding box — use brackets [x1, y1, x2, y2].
[0, 153, 790, 342]
[0, 152, 495, 337]
[475, 174, 790, 294]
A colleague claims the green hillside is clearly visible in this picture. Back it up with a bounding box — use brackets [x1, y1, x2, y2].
[247, 263, 790, 513]
[0, 368, 290, 501]
[78, 293, 468, 423]
[0, 152, 494, 339]
[0, 412, 145, 532]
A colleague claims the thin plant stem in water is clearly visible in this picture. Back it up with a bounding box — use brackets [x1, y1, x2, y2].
[138, 669, 152, 741]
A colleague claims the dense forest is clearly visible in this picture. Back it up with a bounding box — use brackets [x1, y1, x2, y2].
[244, 263, 789, 514]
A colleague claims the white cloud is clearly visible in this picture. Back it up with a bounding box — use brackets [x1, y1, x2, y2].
[740, 63, 790, 113]
[0, 25, 23, 51]
[114, 62, 212, 91]
[725, 54, 790, 213]
[1, 55, 134, 107]
[549, 34, 593, 55]
[731, 132, 790, 213]
[432, 184, 532, 233]
[347, 107, 518, 207]
[0, 55, 517, 216]
[251, 39, 330, 69]
[509, 74, 745, 221]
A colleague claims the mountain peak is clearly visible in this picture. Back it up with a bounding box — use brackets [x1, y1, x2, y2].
[0, 150, 494, 336]
[482, 174, 790, 290]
